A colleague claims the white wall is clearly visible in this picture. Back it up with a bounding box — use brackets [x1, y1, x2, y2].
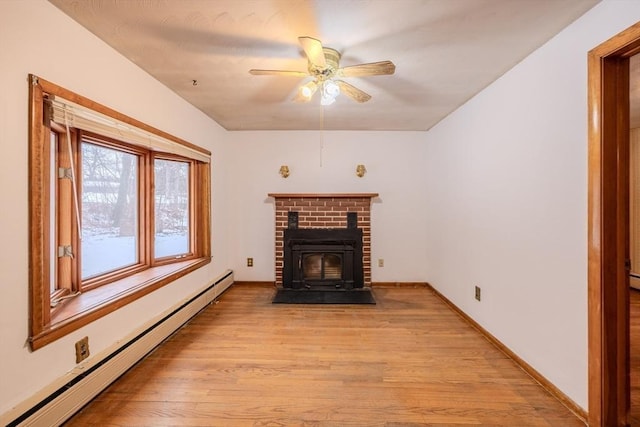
[424, 0, 640, 409]
[0, 0, 232, 417]
[226, 131, 428, 283]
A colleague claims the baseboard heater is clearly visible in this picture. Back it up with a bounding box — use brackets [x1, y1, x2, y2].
[5, 270, 234, 427]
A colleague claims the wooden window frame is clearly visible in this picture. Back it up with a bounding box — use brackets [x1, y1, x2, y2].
[28, 75, 211, 350]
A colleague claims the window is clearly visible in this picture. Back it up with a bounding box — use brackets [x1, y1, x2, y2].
[154, 158, 190, 259]
[28, 75, 211, 350]
[80, 138, 141, 282]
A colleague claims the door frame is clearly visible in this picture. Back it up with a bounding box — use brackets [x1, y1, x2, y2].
[588, 22, 640, 427]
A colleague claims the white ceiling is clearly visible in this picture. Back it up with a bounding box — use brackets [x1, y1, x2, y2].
[48, 0, 599, 131]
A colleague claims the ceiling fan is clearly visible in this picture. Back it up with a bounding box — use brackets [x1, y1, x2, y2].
[249, 36, 395, 105]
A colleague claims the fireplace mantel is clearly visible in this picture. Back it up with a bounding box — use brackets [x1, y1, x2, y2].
[268, 193, 379, 199]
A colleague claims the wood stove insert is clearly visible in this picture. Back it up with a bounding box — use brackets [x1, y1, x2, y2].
[283, 228, 364, 290]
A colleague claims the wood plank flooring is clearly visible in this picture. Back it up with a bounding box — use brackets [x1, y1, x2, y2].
[64, 285, 585, 426]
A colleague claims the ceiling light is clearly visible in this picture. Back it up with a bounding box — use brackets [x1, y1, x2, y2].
[323, 79, 340, 98]
[320, 79, 340, 105]
[300, 81, 318, 99]
[320, 94, 336, 106]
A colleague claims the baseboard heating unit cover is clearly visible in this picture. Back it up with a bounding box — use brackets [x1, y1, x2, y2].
[3, 270, 234, 427]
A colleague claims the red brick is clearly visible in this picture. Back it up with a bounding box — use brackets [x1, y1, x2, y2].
[272, 194, 373, 286]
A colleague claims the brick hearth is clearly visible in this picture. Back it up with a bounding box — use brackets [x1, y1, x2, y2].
[268, 193, 378, 287]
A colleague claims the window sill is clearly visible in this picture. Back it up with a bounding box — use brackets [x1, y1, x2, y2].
[30, 257, 210, 350]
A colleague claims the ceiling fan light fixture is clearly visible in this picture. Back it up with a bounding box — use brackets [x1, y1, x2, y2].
[300, 80, 318, 99]
[320, 79, 340, 105]
[249, 36, 391, 105]
[323, 79, 340, 98]
[320, 94, 336, 106]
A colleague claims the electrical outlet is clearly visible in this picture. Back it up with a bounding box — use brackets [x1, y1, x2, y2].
[247, 257, 253, 267]
[378, 259, 384, 267]
[75, 336, 90, 363]
[475, 286, 481, 301]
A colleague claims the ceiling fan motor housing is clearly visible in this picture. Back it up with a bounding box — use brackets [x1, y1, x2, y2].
[309, 47, 341, 80]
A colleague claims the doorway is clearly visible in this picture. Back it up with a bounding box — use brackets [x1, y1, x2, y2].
[588, 22, 640, 427]
[630, 53, 640, 426]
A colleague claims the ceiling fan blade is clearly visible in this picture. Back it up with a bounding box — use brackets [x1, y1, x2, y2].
[249, 69, 307, 77]
[337, 60, 396, 77]
[298, 36, 327, 68]
[335, 80, 372, 103]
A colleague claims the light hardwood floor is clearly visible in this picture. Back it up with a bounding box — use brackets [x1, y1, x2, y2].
[64, 285, 585, 426]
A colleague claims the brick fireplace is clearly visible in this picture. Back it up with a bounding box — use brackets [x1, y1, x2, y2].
[268, 193, 378, 288]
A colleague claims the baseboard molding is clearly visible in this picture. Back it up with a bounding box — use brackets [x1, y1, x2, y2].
[371, 281, 430, 288]
[233, 281, 275, 287]
[3, 270, 234, 427]
[233, 281, 430, 289]
[427, 284, 588, 424]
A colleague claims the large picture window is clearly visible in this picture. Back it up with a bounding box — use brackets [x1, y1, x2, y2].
[28, 75, 211, 350]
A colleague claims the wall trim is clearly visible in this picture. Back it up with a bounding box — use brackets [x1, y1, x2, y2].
[428, 284, 588, 424]
[233, 280, 433, 289]
[233, 281, 275, 287]
[232, 281, 432, 288]
[371, 282, 430, 288]
[2, 270, 234, 427]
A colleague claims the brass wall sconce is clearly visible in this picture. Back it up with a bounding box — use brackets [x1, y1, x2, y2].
[356, 164, 367, 178]
[279, 165, 290, 178]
